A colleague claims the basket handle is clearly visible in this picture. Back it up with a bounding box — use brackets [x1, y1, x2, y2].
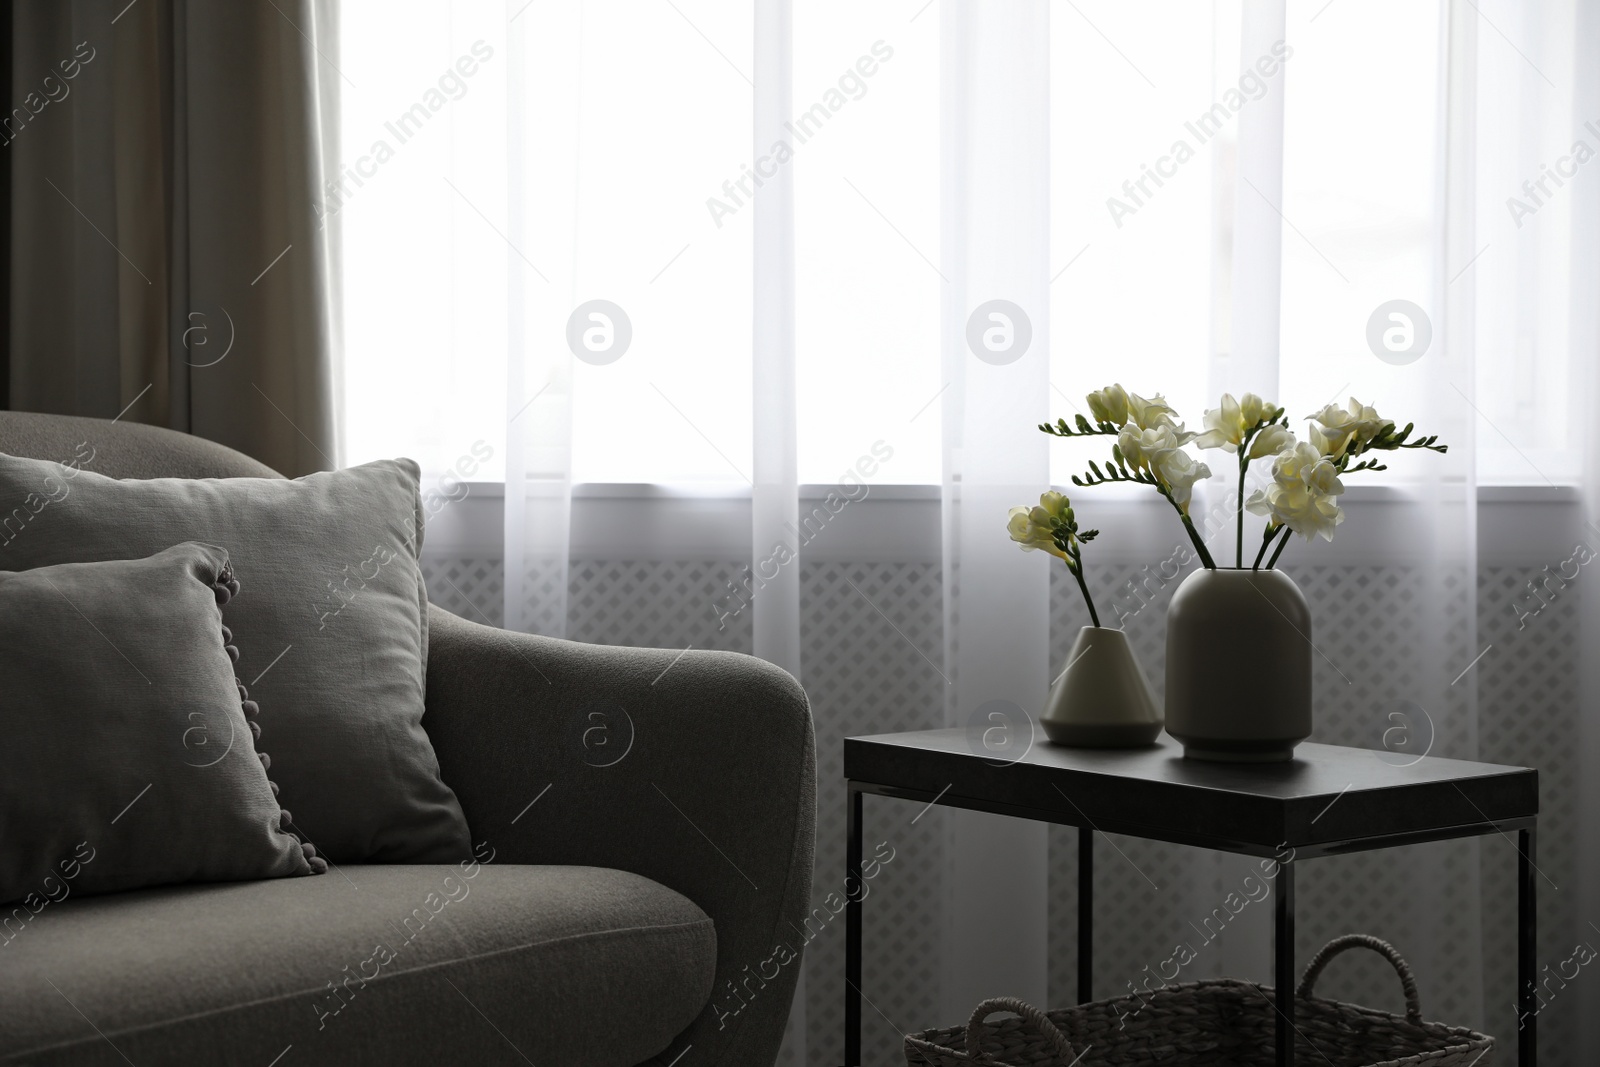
[1295, 934, 1424, 1024]
[964, 997, 1079, 1065]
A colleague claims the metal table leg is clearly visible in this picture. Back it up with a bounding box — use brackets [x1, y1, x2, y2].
[1078, 828, 1093, 1003]
[1519, 827, 1537, 1066]
[845, 784, 863, 1066]
[1275, 857, 1295, 1067]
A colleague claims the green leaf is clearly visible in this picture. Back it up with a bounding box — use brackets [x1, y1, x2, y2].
[1075, 413, 1093, 434]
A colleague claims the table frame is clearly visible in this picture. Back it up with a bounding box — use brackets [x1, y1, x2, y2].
[844, 779, 1537, 1067]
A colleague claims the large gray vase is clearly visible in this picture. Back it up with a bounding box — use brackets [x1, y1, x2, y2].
[1164, 568, 1312, 761]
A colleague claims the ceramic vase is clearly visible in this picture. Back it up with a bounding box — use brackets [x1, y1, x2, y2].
[1039, 626, 1163, 747]
[1164, 568, 1312, 762]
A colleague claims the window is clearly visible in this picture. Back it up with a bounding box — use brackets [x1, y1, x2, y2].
[338, 0, 1577, 486]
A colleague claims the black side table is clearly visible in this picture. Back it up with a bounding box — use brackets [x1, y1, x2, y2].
[843, 729, 1538, 1067]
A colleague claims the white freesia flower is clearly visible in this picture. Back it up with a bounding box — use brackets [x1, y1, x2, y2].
[1116, 423, 1209, 513]
[1086, 384, 1130, 427]
[1126, 391, 1180, 431]
[1116, 425, 1150, 468]
[1006, 492, 1072, 560]
[1196, 392, 1279, 452]
[1245, 441, 1346, 542]
[1305, 421, 1342, 457]
[1117, 422, 1198, 470]
[1153, 448, 1211, 513]
[1237, 392, 1273, 427]
[1035, 490, 1071, 525]
[1194, 393, 1246, 451]
[1307, 397, 1392, 457]
[1248, 423, 1296, 459]
[1006, 491, 1105, 623]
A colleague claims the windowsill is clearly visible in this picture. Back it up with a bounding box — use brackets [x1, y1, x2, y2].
[421, 480, 1588, 562]
[1474, 484, 1580, 502]
[432, 482, 944, 500]
[434, 480, 1582, 502]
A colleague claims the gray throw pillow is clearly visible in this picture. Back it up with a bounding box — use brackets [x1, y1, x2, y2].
[0, 543, 315, 906]
[0, 454, 471, 864]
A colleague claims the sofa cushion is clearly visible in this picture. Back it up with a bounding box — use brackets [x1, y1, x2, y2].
[0, 543, 314, 905]
[0, 451, 471, 865]
[0, 865, 716, 1067]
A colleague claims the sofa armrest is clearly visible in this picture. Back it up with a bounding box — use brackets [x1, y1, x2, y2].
[423, 605, 816, 1067]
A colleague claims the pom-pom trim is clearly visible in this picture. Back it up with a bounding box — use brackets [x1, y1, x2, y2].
[215, 560, 324, 878]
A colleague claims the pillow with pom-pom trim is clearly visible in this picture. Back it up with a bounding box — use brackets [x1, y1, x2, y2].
[0, 543, 318, 905]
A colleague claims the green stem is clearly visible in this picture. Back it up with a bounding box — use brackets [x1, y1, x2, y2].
[1161, 489, 1217, 570]
[1236, 451, 1248, 568]
[1068, 550, 1101, 628]
[1251, 523, 1278, 571]
[1265, 525, 1293, 569]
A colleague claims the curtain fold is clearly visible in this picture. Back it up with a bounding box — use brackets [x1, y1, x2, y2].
[1203, 0, 1288, 985]
[938, 0, 1054, 1022]
[1575, 2, 1600, 1060]
[8, 0, 340, 476]
[503, 0, 573, 639]
[753, 0, 805, 1060]
[1415, 0, 1485, 1023]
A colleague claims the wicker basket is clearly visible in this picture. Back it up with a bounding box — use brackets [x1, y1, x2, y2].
[905, 934, 1494, 1066]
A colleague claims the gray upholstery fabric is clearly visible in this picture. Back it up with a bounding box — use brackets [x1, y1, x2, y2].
[0, 451, 471, 865]
[0, 864, 716, 1067]
[0, 410, 281, 480]
[0, 412, 817, 1067]
[426, 608, 817, 1067]
[0, 543, 310, 904]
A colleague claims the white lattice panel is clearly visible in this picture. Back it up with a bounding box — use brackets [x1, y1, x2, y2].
[801, 562, 946, 1067]
[1474, 567, 1580, 1064]
[568, 560, 754, 653]
[422, 556, 754, 652]
[1287, 566, 1487, 1039]
[420, 556, 505, 628]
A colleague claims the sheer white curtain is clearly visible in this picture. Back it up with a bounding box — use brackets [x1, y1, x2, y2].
[1470, 0, 1600, 1058]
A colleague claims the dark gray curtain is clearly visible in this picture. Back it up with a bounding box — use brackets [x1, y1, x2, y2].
[0, 0, 11, 410]
[6, 0, 340, 476]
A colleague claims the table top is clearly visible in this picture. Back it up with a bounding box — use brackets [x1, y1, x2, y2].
[845, 729, 1538, 857]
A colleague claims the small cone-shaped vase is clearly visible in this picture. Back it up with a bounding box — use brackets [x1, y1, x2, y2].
[1040, 626, 1163, 747]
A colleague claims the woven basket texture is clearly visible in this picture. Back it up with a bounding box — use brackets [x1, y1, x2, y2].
[904, 936, 1495, 1067]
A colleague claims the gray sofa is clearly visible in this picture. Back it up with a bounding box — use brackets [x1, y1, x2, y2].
[0, 411, 816, 1067]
